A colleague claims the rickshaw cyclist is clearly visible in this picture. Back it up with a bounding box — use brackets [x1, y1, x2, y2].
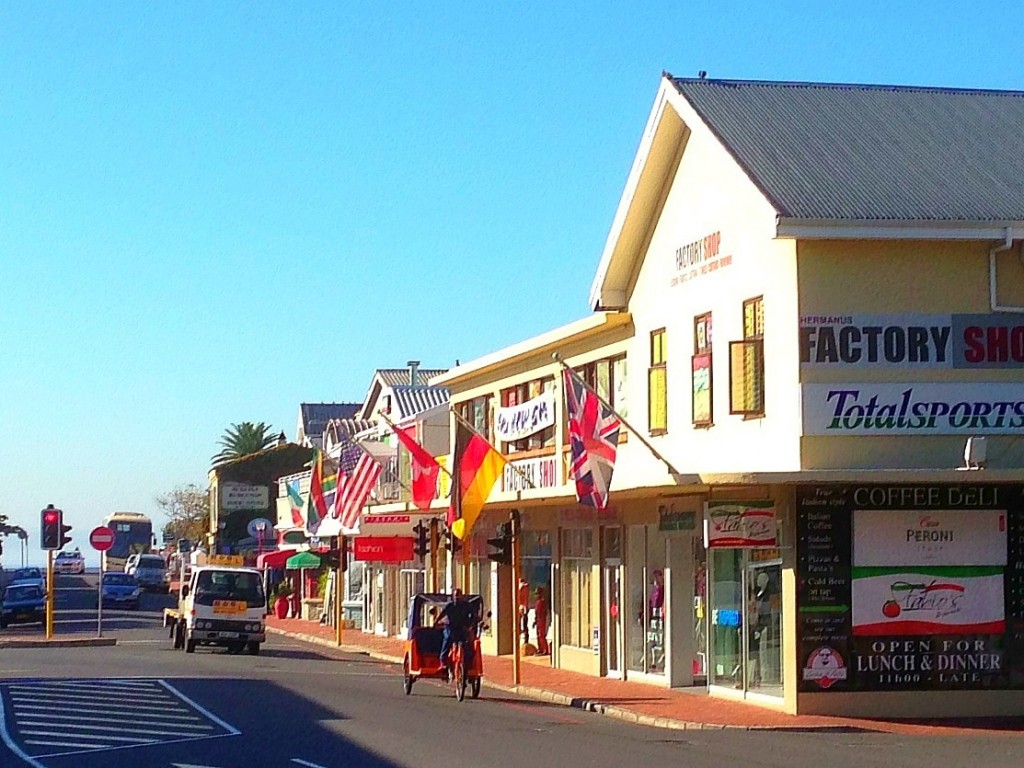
[437, 587, 479, 679]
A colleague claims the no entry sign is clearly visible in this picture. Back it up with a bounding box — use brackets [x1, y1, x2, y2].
[90, 525, 115, 552]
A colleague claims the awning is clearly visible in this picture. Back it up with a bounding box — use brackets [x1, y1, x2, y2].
[285, 551, 322, 569]
[256, 549, 296, 569]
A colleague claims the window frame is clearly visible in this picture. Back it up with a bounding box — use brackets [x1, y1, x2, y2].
[648, 329, 668, 435]
[729, 297, 765, 418]
[692, 313, 713, 428]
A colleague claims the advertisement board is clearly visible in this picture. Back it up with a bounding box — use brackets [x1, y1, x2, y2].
[704, 501, 777, 548]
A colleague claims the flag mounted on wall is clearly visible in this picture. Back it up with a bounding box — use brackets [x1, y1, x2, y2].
[563, 367, 622, 509]
[303, 450, 338, 535]
[392, 424, 442, 510]
[450, 418, 506, 539]
[331, 434, 383, 532]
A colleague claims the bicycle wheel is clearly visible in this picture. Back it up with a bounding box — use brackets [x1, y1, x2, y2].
[455, 647, 466, 701]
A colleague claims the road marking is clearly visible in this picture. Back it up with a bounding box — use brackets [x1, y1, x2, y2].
[292, 759, 331, 768]
[0, 679, 239, 760]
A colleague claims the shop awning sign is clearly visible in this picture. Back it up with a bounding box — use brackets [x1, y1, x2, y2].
[495, 392, 556, 442]
[704, 501, 777, 548]
[353, 536, 415, 563]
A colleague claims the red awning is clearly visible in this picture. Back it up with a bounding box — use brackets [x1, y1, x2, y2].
[256, 549, 294, 569]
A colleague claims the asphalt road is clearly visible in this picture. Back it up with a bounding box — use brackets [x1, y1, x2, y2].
[1, 574, 1023, 768]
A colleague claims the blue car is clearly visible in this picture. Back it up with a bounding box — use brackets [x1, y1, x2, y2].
[100, 572, 142, 610]
[1, 584, 46, 628]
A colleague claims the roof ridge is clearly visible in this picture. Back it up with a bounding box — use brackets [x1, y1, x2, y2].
[671, 76, 1024, 98]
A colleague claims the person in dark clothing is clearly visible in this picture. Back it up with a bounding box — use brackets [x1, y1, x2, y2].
[438, 588, 478, 675]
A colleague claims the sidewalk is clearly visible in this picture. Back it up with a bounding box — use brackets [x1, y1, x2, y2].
[265, 615, 1024, 736]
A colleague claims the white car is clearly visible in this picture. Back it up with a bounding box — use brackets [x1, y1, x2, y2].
[54, 550, 86, 575]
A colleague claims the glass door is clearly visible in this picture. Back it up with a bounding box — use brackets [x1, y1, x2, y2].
[708, 548, 743, 688]
[603, 527, 623, 677]
[745, 559, 782, 696]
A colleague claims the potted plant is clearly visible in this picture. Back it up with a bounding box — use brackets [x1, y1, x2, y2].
[272, 582, 293, 619]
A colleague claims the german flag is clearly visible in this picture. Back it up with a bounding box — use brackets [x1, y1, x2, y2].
[450, 419, 506, 539]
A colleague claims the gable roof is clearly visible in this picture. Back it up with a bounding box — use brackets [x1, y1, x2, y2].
[376, 368, 448, 387]
[390, 385, 450, 418]
[670, 77, 1024, 222]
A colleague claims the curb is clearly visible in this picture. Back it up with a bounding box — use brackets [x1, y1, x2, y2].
[266, 625, 803, 732]
[0, 637, 118, 649]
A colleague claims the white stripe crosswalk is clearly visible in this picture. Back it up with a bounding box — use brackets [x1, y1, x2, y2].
[0, 678, 239, 759]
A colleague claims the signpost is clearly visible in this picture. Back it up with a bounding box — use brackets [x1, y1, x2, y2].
[90, 526, 114, 637]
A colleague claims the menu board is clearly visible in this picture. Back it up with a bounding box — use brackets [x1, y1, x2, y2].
[797, 486, 853, 691]
[798, 483, 1024, 693]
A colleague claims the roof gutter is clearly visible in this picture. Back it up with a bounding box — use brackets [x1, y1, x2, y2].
[990, 227, 1024, 314]
[776, 217, 1024, 241]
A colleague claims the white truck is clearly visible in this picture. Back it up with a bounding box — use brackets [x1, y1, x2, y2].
[164, 558, 267, 655]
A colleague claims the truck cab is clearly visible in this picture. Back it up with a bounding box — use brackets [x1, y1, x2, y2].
[174, 557, 267, 655]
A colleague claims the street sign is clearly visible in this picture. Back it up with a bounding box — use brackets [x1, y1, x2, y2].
[247, 517, 272, 538]
[89, 525, 115, 552]
[178, 538, 192, 554]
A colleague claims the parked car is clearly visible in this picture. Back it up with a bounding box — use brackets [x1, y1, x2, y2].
[6, 567, 45, 592]
[100, 572, 142, 610]
[1, 584, 46, 628]
[54, 549, 86, 575]
[131, 554, 170, 593]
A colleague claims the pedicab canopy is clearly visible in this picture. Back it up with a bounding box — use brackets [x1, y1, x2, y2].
[407, 592, 483, 631]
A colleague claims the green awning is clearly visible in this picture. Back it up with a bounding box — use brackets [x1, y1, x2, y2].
[285, 551, 321, 569]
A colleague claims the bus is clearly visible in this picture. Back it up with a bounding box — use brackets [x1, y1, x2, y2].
[102, 512, 155, 572]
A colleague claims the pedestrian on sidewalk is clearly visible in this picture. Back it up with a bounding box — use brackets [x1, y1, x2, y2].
[534, 586, 550, 655]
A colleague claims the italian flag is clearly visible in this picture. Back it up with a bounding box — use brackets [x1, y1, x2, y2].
[852, 566, 1004, 636]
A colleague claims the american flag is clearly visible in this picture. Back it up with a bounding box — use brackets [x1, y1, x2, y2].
[564, 367, 622, 509]
[331, 435, 383, 531]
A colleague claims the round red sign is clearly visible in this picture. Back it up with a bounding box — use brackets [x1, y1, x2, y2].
[89, 525, 115, 551]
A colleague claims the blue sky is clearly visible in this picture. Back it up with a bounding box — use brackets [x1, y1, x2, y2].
[1, 2, 1019, 559]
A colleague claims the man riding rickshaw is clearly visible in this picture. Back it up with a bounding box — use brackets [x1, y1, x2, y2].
[402, 590, 485, 700]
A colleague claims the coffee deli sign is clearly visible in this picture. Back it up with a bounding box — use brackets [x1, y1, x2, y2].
[800, 313, 1024, 369]
[803, 382, 1024, 435]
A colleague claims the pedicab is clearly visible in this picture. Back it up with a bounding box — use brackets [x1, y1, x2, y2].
[402, 592, 485, 700]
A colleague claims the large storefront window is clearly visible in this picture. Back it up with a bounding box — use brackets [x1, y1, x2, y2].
[561, 529, 594, 649]
[626, 524, 666, 676]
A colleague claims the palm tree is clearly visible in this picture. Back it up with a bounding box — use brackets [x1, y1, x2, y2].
[211, 422, 279, 466]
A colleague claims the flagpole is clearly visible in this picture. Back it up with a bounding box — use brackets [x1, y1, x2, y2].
[553, 353, 681, 476]
[451, 408, 535, 490]
[376, 409, 454, 479]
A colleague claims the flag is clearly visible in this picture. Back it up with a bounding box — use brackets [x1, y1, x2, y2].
[332, 434, 383, 531]
[564, 367, 622, 509]
[393, 424, 441, 510]
[450, 419, 506, 539]
[287, 480, 304, 527]
[303, 450, 337, 535]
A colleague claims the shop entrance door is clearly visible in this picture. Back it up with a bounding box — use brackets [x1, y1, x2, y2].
[603, 526, 623, 678]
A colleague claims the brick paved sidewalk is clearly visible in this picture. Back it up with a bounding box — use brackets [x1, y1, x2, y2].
[265, 615, 1024, 736]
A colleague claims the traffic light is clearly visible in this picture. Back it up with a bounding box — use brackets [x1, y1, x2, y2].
[60, 520, 73, 549]
[41, 505, 62, 550]
[487, 522, 512, 565]
[443, 525, 462, 555]
[323, 538, 348, 571]
[413, 520, 430, 559]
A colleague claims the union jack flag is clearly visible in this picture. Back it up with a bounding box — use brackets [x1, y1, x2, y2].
[331, 434, 383, 531]
[563, 367, 622, 509]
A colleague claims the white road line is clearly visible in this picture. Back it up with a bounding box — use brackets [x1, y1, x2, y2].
[9, 690, 174, 704]
[18, 721, 210, 738]
[0, 692, 46, 768]
[23, 739, 114, 750]
[16, 712, 211, 728]
[10, 696, 179, 712]
[157, 680, 241, 736]
[18, 729, 156, 744]
[11, 703, 205, 721]
[292, 759, 331, 768]
[14, 682, 172, 697]
[31, 731, 238, 760]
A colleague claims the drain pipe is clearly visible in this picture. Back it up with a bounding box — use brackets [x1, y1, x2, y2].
[990, 227, 1024, 313]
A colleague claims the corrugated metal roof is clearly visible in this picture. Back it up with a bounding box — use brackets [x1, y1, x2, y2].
[377, 368, 448, 387]
[300, 403, 360, 436]
[327, 418, 377, 437]
[671, 78, 1024, 221]
[391, 385, 450, 419]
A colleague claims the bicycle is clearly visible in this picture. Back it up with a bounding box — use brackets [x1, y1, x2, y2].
[449, 636, 469, 701]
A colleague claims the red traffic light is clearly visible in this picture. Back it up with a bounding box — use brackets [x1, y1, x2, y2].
[44, 510, 59, 524]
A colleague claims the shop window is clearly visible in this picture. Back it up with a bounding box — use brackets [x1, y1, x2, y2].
[456, 395, 493, 441]
[729, 297, 765, 417]
[648, 330, 667, 434]
[561, 355, 627, 445]
[560, 528, 594, 649]
[692, 312, 713, 428]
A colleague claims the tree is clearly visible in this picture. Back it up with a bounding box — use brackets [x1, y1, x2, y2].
[211, 421, 279, 467]
[155, 484, 210, 544]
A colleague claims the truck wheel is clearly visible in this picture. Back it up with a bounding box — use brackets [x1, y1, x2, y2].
[246, 641, 260, 656]
[185, 638, 196, 654]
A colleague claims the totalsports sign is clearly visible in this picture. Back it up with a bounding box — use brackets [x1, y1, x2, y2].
[802, 383, 1024, 435]
[800, 313, 1024, 369]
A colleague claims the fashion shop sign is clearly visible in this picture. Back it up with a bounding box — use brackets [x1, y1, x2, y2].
[704, 501, 777, 548]
[800, 313, 1024, 369]
[803, 383, 1024, 435]
[495, 392, 555, 442]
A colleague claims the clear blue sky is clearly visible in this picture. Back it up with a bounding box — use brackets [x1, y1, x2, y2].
[1, 2, 1019, 561]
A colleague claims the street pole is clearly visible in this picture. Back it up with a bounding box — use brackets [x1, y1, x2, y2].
[335, 534, 345, 647]
[45, 550, 54, 639]
[97, 554, 103, 638]
[511, 509, 522, 686]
